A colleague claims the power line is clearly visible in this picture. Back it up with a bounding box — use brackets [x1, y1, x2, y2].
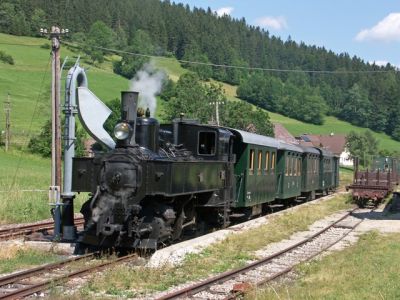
[63, 41, 397, 75]
[9, 55, 51, 191]
[0, 40, 395, 74]
[4, 93, 11, 151]
[0, 42, 45, 47]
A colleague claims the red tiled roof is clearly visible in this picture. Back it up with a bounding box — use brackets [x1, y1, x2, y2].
[300, 134, 346, 155]
[273, 123, 298, 144]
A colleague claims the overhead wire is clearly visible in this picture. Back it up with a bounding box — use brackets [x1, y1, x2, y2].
[63, 41, 397, 75]
[8, 55, 52, 192]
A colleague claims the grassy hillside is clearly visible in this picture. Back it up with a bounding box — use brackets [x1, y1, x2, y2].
[153, 57, 400, 151]
[0, 33, 130, 145]
[0, 33, 130, 223]
[1, 33, 399, 150]
[223, 84, 400, 151]
[0, 33, 399, 223]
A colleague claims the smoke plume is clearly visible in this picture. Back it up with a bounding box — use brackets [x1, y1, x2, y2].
[129, 62, 165, 117]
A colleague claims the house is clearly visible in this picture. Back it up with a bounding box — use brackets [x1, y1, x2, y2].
[298, 133, 353, 167]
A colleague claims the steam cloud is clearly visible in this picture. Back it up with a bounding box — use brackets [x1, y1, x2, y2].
[129, 62, 166, 117]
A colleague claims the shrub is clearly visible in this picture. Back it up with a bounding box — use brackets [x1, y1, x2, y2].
[40, 43, 50, 49]
[0, 51, 14, 65]
[28, 119, 86, 157]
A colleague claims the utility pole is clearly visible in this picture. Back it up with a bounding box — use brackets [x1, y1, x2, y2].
[4, 93, 10, 151]
[209, 101, 224, 126]
[41, 26, 68, 240]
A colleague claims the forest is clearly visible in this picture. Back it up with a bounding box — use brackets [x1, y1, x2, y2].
[1, 0, 400, 140]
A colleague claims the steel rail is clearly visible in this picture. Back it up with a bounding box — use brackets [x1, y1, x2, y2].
[0, 252, 96, 287]
[226, 217, 363, 299]
[156, 208, 358, 300]
[0, 217, 84, 241]
[0, 253, 137, 300]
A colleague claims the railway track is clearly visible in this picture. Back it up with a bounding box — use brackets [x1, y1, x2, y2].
[0, 217, 84, 241]
[156, 208, 362, 300]
[0, 252, 138, 299]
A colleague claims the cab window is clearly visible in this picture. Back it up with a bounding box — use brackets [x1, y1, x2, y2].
[198, 132, 216, 155]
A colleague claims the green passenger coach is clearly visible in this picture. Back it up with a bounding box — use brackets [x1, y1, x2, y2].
[229, 129, 280, 210]
[316, 148, 335, 194]
[299, 146, 320, 200]
[276, 142, 304, 200]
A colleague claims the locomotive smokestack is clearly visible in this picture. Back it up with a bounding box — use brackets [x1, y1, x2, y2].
[121, 91, 138, 145]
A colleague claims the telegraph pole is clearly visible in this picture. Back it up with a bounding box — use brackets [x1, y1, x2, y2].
[215, 101, 220, 126]
[41, 26, 68, 239]
[51, 26, 62, 195]
[4, 93, 10, 151]
[209, 101, 224, 126]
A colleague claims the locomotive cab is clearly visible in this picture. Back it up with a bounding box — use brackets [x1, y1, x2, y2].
[167, 119, 233, 162]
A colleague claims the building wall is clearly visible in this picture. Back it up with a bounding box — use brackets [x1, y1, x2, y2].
[339, 150, 353, 167]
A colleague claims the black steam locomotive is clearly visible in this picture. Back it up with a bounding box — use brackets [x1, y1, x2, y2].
[72, 91, 339, 250]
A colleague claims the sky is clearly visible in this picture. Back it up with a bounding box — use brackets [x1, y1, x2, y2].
[175, 0, 400, 68]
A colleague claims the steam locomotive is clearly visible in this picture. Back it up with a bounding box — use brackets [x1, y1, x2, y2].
[72, 91, 339, 250]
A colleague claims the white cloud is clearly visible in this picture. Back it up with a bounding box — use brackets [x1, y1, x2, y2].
[369, 60, 400, 69]
[215, 7, 234, 17]
[255, 16, 288, 30]
[355, 13, 400, 42]
[369, 60, 389, 66]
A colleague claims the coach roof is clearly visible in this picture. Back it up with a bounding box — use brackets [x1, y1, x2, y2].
[229, 128, 280, 148]
[278, 141, 304, 153]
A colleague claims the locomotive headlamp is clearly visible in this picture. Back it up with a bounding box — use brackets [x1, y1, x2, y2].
[114, 122, 132, 140]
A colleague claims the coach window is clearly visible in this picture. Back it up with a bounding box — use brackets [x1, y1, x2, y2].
[293, 157, 296, 176]
[285, 156, 289, 176]
[271, 152, 275, 170]
[258, 150, 262, 175]
[265, 151, 270, 172]
[290, 156, 294, 176]
[249, 149, 255, 175]
[198, 131, 216, 155]
[297, 158, 301, 176]
[290, 156, 293, 176]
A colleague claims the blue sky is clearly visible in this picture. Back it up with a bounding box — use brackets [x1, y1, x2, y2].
[176, 0, 400, 68]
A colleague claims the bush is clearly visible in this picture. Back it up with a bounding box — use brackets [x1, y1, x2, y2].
[40, 43, 50, 49]
[0, 51, 14, 65]
[28, 119, 86, 157]
[0, 130, 4, 147]
[112, 55, 149, 79]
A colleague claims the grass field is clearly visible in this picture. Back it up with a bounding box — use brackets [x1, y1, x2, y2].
[251, 231, 400, 299]
[0, 149, 88, 223]
[0, 243, 60, 274]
